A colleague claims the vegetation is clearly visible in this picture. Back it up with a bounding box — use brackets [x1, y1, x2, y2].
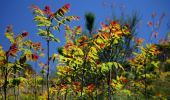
[0, 3, 170, 100]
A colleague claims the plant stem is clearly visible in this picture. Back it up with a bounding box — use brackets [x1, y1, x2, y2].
[4, 55, 8, 100]
[47, 39, 50, 100]
[13, 66, 17, 100]
[144, 64, 147, 100]
[108, 70, 111, 100]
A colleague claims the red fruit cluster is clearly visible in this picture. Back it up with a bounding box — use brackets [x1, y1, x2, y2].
[64, 42, 73, 49]
[32, 53, 39, 61]
[73, 82, 81, 92]
[87, 84, 95, 93]
[22, 32, 29, 37]
[96, 60, 101, 65]
[31, 5, 39, 10]
[8, 43, 18, 57]
[44, 6, 52, 15]
[6, 25, 13, 32]
[99, 43, 105, 49]
[64, 4, 70, 10]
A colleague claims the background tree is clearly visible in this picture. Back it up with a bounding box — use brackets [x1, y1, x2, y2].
[85, 12, 95, 35]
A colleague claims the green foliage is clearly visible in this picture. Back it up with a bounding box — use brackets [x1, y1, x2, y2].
[85, 12, 95, 34]
[0, 3, 170, 100]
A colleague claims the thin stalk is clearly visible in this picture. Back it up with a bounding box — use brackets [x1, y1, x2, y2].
[4, 54, 8, 100]
[144, 50, 149, 100]
[107, 40, 114, 100]
[13, 67, 17, 100]
[42, 73, 44, 93]
[17, 85, 19, 100]
[95, 67, 98, 100]
[34, 74, 37, 100]
[80, 46, 92, 99]
[34, 61, 37, 100]
[47, 39, 50, 100]
[108, 69, 112, 100]
[46, 26, 51, 100]
[80, 64, 85, 99]
[144, 63, 147, 100]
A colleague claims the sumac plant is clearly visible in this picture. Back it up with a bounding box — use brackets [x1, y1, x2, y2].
[0, 26, 43, 100]
[53, 20, 162, 99]
[32, 4, 79, 100]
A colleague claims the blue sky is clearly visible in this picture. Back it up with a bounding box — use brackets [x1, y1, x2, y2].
[0, 0, 170, 71]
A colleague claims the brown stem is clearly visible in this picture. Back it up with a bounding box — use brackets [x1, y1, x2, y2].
[4, 54, 8, 100]
[47, 39, 50, 100]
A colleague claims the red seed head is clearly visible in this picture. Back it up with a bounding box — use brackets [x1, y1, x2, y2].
[44, 5, 52, 15]
[31, 5, 39, 10]
[147, 21, 153, 27]
[77, 26, 81, 29]
[45, 6, 50, 11]
[96, 60, 101, 65]
[22, 31, 29, 37]
[100, 43, 105, 48]
[6, 25, 13, 32]
[32, 53, 39, 61]
[64, 4, 70, 9]
[77, 16, 80, 20]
